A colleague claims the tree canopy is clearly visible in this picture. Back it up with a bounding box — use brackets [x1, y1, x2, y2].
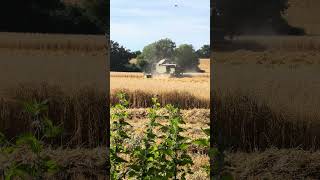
[137, 38, 200, 72]
[0, 0, 108, 34]
[175, 44, 199, 71]
[214, 0, 305, 38]
[110, 41, 139, 72]
[196, 45, 210, 58]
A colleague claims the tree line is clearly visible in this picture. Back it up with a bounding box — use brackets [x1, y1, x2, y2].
[0, 0, 108, 34]
[111, 39, 210, 72]
[213, 0, 305, 39]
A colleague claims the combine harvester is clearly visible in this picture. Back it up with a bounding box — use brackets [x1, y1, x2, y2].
[144, 58, 183, 78]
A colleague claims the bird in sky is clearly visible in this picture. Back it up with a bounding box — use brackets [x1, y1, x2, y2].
[174, 4, 178, 7]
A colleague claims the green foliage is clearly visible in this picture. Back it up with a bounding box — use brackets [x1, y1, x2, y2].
[110, 93, 132, 179]
[131, 50, 142, 58]
[111, 93, 203, 179]
[111, 41, 140, 72]
[23, 100, 48, 117]
[215, 0, 305, 37]
[15, 134, 43, 154]
[0, 132, 7, 145]
[128, 97, 163, 179]
[81, 0, 109, 32]
[159, 104, 194, 180]
[137, 38, 177, 68]
[175, 44, 200, 72]
[0, 0, 105, 34]
[43, 118, 63, 139]
[1, 99, 62, 179]
[196, 45, 210, 58]
[22, 100, 63, 140]
[137, 38, 200, 72]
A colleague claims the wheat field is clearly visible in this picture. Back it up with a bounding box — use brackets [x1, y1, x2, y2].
[0, 32, 106, 53]
[213, 34, 320, 151]
[111, 59, 210, 101]
[0, 32, 108, 96]
[215, 35, 320, 178]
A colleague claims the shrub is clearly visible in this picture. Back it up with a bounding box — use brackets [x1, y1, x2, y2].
[110, 92, 233, 179]
[1, 100, 61, 179]
[111, 93, 198, 179]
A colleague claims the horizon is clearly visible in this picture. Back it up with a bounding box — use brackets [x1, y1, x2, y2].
[110, 0, 210, 51]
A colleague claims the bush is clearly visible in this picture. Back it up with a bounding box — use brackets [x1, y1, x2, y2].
[111, 93, 194, 179]
[1, 100, 61, 179]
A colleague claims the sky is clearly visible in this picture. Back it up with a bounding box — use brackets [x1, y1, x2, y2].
[111, 0, 210, 51]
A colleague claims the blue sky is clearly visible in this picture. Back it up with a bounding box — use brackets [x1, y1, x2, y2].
[111, 0, 210, 51]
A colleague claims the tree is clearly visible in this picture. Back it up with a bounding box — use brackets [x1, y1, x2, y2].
[137, 39, 200, 72]
[110, 41, 135, 71]
[137, 38, 176, 71]
[81, 0, 109, 33]
[215, 0, 304, 37]
[131, 51, 142, 58]
[174, 44, 199, 72]
[154, 38, 176, 60]
[0, 0, 107, 34]
[196, 45, 210, 58]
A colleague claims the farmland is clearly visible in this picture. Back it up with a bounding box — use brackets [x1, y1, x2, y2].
[110, 58, 210, 179]
[0, 32, 211, 178]
[215, 36, 320, 178]
[0, 32, 107, 96]
[0, 32, 108, 179]
[110, 58, 210, 109]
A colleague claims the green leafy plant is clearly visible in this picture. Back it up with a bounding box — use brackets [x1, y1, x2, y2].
[1, 99, 62, 180]
[127, 97, 166, 179]
[194, 125, 233, 180]
[158, 104, 194, 180]
[111, 93, 197, 179]
[110, 93, 132, 179]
